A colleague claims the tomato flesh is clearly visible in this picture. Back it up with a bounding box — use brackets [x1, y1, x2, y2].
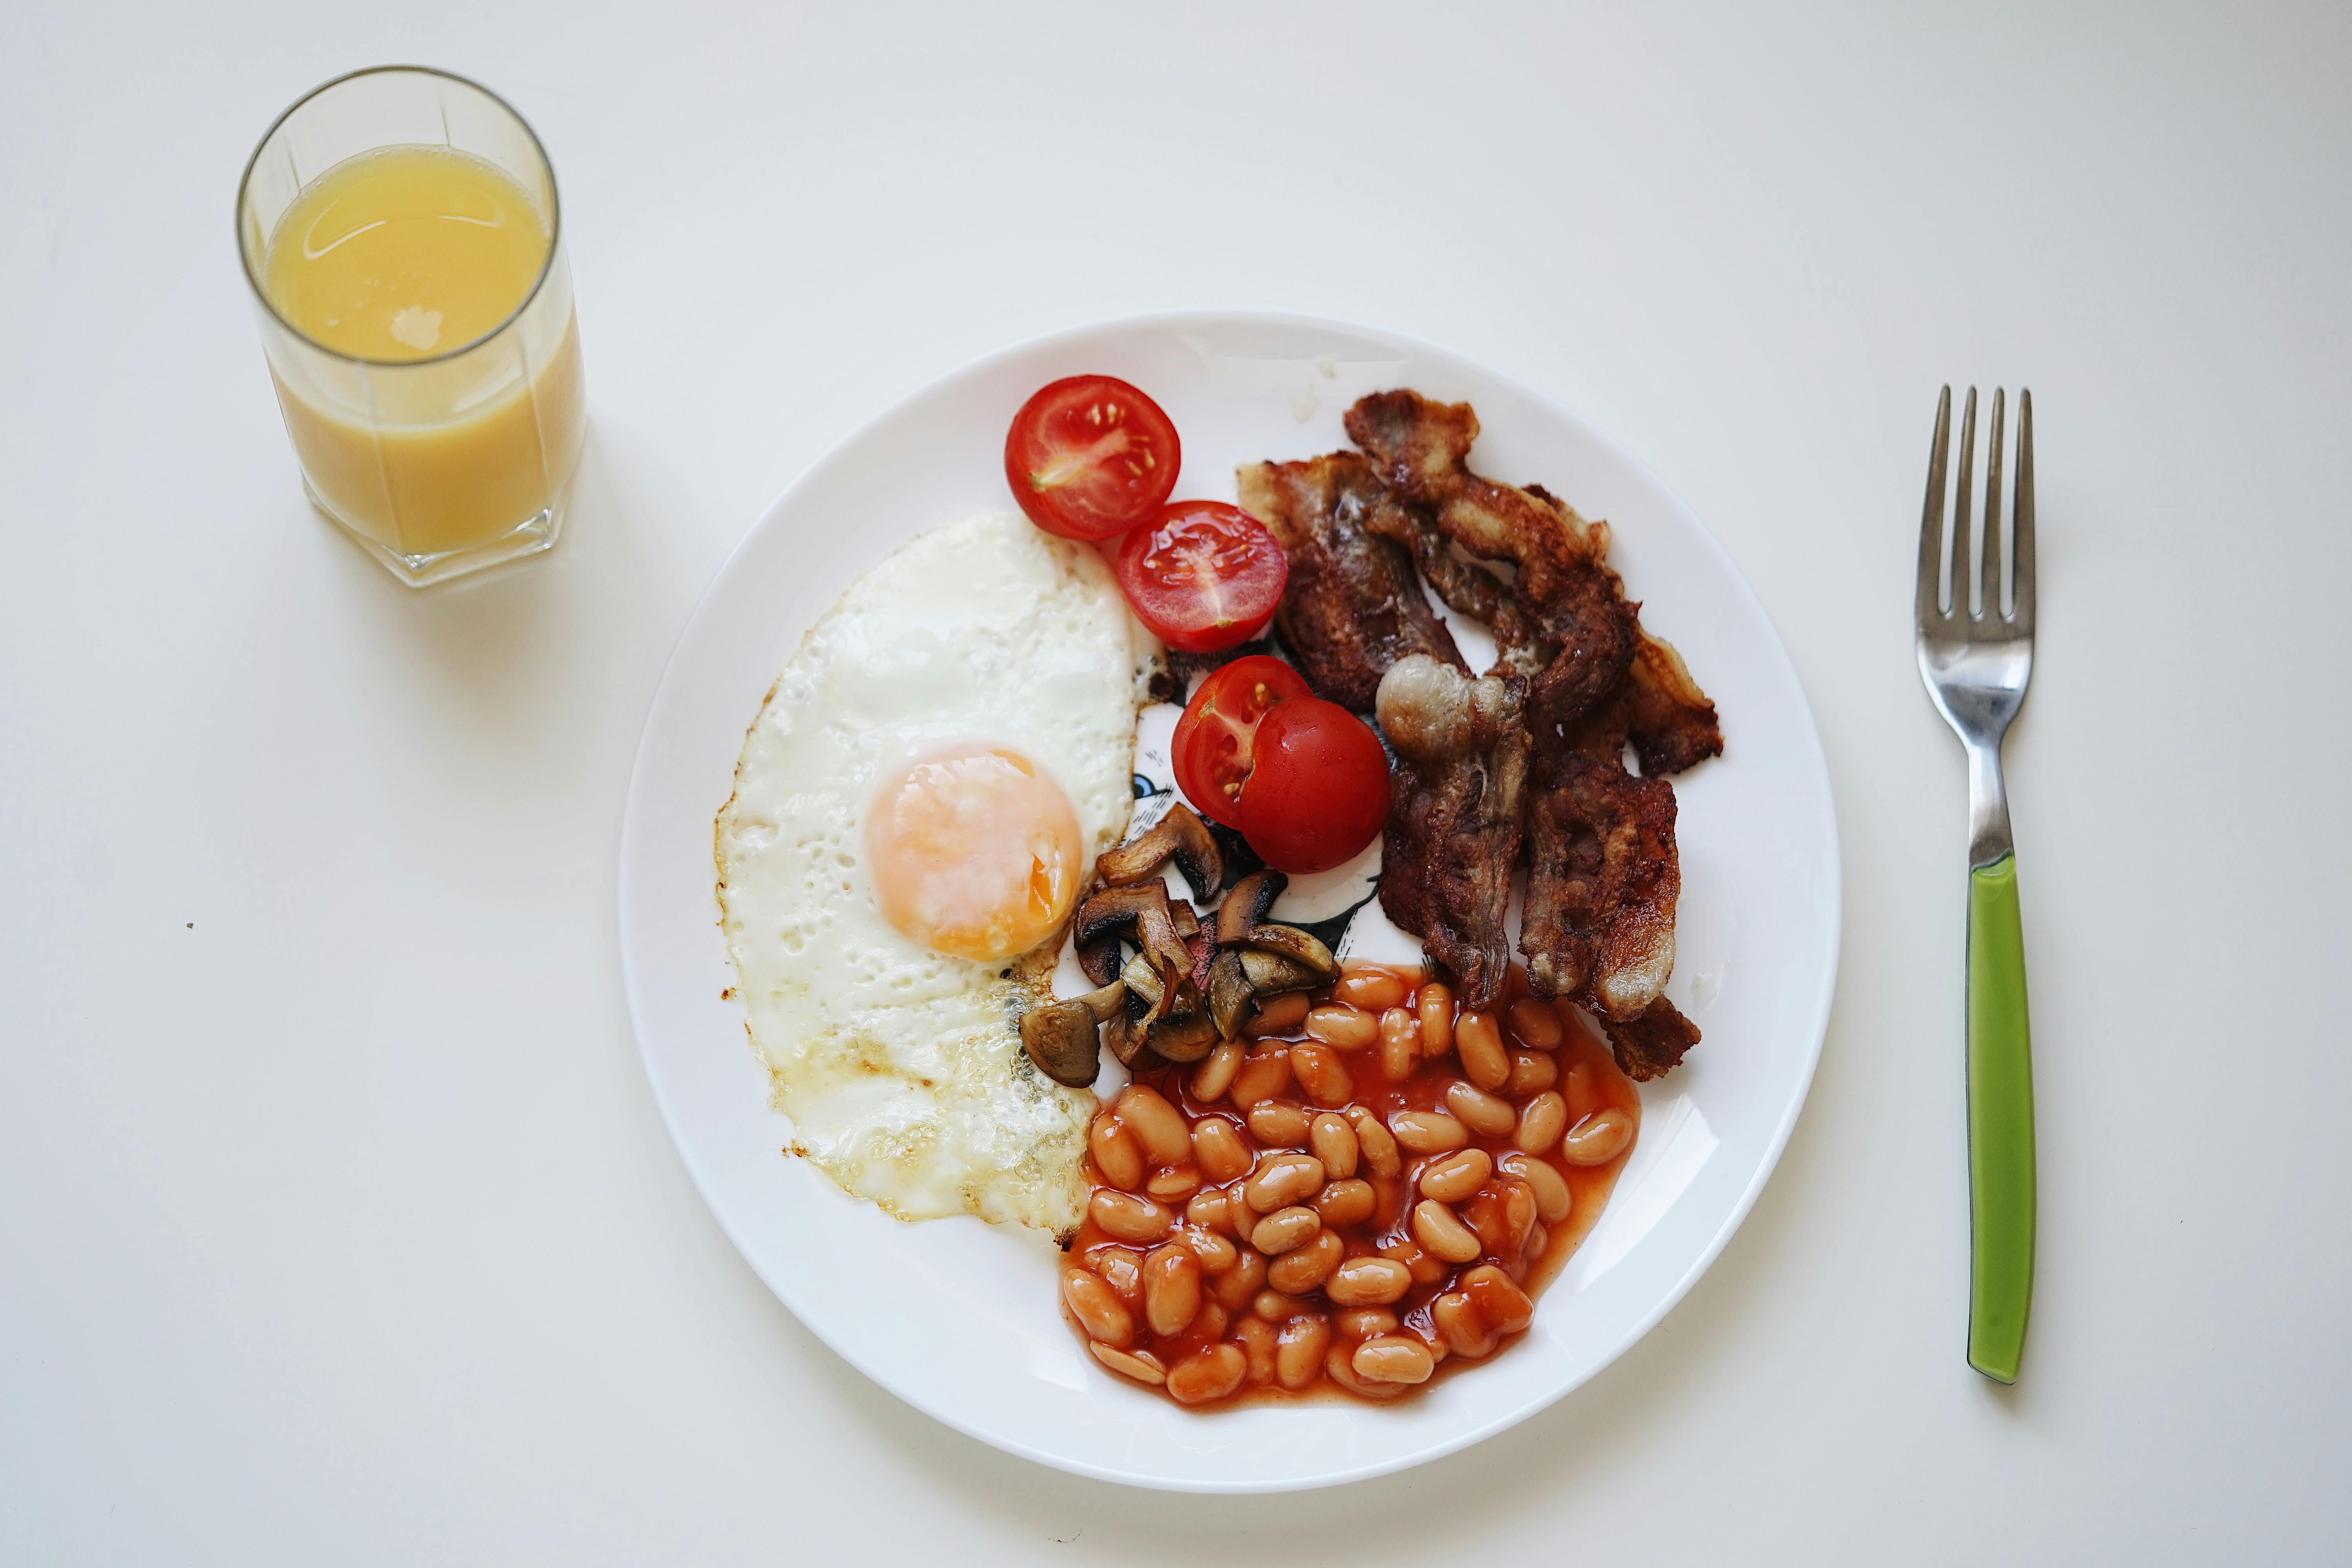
[1170, 655, 1312, 828]
[1004, 375, 1181, 541]
[1236, 699, 1391, 874]
[1116, 502, 1288, 653]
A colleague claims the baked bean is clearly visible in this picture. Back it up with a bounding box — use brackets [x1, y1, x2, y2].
[1376, 1231, 1450, 1286]
[1191, 1040, 1244, 1103]
[1418, 982, 1454, 1056]
[1166, 1343, 1248, 1406]
[1089, 1190, 1176, 1244]
[1412, 1198, 1485, 1263]
[1507, 1049, 1559, 1098]
[1089, 1342, 1167, 1385]
[1212, 1246, 1266, 1311]
[1117, 1085, 1192, 1165]
[1275, 1316, 1332, 1389]
[1230, 1049, 1294, 1109]
[1525, 1220, 1548, 1261]
[1563, 1060, 1600, 1120]
[1289, 1042, 1355, 1106]
[1303, 1004, 1379, 1050]
[1145, 1166, 1200, 1202]
[1419, 1148, 1495, 1204]
[1431, 1291, 1499, 1359]
[1241, 1152, 1326, 1212]
[1254, 1288, 1308, 1322]
[1352, 1334, 1437, 1385]
[1249, 1205, 1321, 1255]
[1089, 1114, 1144, 1191]
[1334, 1307, 1400, 1340]
[1465, 1178, 1538, 1261]
[1497, 1151, 1574, 1223]
[1179, 1225, 1240, 1275]
[1505, 997, 1564, 1050]
[1267, 1229, 1344, 1294]
[1390, 1109, 1469, 1155]
[1143, 1243, 1204, 1336]
[1459, 1263, 1535, 1333]
[1185, 1187, 1238, 1236]
[1242, 990, 1311, 1038]
[1192, 1117, 1252, 1183]
[1234, 1316, 1277, 1385]
[1561, 1107, 1635, 1166]
[1196, 1301, 1230, 1341]
[1514, 1090, 1569, 1154]
[1314, 1177, 1377, 1227]
[1333, 967, 1411, 1013]
[1324, 1255, 1412, 1307]
[1378, 1007, 1419, 1081]
[1445, 1080, 1517, 1138]
[1347, 1107, 1403, 1177]
[1063, 1268, 1134, 1347]
[1454, 1011, 1510, 1091]
[1085, 1246, 1143, 1304]
[1325, 1344, 1410, 1400]
[1308, 1112, 1359, 1179]
[1245, 1099, 1311, 1148]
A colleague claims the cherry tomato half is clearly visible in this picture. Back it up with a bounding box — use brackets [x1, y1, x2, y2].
[1171, 655, 1312, 828]
[1236, 698, 1391, 874]
[1003, 375, 1181, 541]
[1116, 501, 1289, 654]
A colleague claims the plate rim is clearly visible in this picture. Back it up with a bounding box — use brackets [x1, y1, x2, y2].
[617, 307, 1842, 1491]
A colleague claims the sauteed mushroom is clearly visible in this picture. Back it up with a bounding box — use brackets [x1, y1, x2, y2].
[1018, 979, 1129, 1087]
[1214, 868, 1288, 945]
[1095, 802, 1225, 899]
[1073, 882, 1191, 979]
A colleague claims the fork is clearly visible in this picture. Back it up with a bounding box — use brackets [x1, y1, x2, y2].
[1915, 385, 2037, 1384]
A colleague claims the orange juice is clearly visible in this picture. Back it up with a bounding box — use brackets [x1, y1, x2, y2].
[260, 145, 584, 561]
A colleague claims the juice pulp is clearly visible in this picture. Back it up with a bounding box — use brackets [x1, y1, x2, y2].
[260, 145, 584, 559]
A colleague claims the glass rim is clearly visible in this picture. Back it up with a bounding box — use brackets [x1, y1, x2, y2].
[235, 63, 564, 370]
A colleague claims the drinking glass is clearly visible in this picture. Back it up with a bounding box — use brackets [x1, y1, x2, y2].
[236, 67, 587, 587]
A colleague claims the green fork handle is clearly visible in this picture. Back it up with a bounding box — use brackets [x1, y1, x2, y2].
[1966, 854, 2036, 1383]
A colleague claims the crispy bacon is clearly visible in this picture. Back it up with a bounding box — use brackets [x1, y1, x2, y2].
[1519, 703, 1680, 1020]
[1347, 392, 1637, 732]
[1374, 655, 1530, 1010]
[1624, 630, 1722, 777]
[1236, 454, 1462, 711]
[1598, 996, 1702, 1081]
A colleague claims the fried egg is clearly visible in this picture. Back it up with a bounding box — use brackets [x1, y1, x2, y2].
[715, 511, 1147, 1232]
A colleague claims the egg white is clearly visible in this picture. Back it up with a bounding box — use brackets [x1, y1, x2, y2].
[715, 511, 1149, 1232]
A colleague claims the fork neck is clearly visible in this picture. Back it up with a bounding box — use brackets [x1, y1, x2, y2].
[1968, 741, 2015, 868]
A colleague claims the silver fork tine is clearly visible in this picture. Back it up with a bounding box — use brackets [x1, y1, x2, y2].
[2012, 389, 2036, 630]
[1982, 389, 2005, 621]
[1917, 385, 1952, 625]
[1951, 387, 1977, 617]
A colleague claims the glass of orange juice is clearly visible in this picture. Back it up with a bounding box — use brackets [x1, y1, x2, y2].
[236, 67, 587, 587]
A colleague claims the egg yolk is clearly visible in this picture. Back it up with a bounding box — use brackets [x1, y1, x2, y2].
[865, 747, 1083, 962]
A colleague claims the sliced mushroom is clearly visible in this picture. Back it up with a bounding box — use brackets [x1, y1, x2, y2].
[1074, 883, 1191, 980]
[1103, 1008, 1146, 1067]
[1214, 868, 1289, 945]
[1205, 948, 1256, 1039]
[1075, 929, 1123, 988]
[1241, 946, 1330, 997]
[1236, 922, 1338, 981]
[1121, 949, 1167, 1020]
[1096, 802, 1225, 899]
[1147, 1009, 1220, 1062]
[1170, 900, 1200, 942]
[1019, 979, 1128, 1087]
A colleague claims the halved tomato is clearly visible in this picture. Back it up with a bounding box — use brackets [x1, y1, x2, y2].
[1236, 698, 1390, 874]
[1170, 655, 1312, 828]
[1116, 502, 1289, 653]
[1003, 375, 1181, 541]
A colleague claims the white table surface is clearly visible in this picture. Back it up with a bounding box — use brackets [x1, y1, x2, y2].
[5, 2, 2347, 1561]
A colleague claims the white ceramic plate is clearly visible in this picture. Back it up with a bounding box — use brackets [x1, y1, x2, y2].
[617, 312, 1838, 1492]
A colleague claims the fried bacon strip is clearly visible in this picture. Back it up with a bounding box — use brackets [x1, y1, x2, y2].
[1598, 996, 1702, 1082]
[1624, 630, 1722, 777]
[1347, 392, 1637, 732]
[1374, 655, 1531, 1011]
[1236, 454, 1463, 711]
[1518, 701, 1681, 1022]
